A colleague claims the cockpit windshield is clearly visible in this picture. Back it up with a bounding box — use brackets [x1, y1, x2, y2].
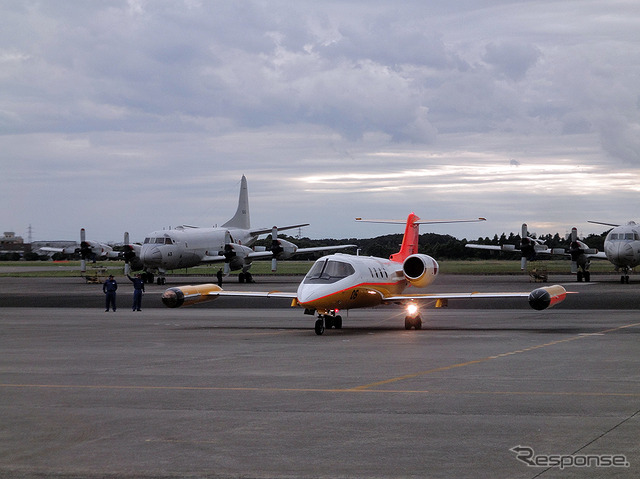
[303, 259, 355, 284]
[143, 237, 174, 245]
[608, 232, 640, 241]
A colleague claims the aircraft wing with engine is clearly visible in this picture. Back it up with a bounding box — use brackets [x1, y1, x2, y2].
[381, 284, 569, 311]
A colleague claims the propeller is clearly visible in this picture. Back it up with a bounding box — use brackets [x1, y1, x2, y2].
[123, 232, 132, 275]
[519, 223, 536, 270]
[568, 227, 579, 273]
[270, 226, 283, 272]
[221, 231, 234, 275]
[79, 228, 88, 272]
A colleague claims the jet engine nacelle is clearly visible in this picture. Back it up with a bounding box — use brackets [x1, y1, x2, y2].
[528, 285, 567, 310]
[162, 284, 222, 308]
[402, 254, 439, 288]
[272, 239, 298, 259]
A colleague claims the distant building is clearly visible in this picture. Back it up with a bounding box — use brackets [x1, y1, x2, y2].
[0, 231, 30, 256]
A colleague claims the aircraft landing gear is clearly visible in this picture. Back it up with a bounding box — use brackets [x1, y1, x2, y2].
[238, 272, 254, 283]
[619, 267, 631, 284]
[404, 314, 422, 330]
[314, 312, 343, 335]
[404, 303, 422, 330]
[576, 271, 590, 282]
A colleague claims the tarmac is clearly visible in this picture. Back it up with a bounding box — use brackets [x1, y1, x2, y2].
[1, 272, 639, 478]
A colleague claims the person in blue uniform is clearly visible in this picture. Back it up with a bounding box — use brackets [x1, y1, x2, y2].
[127, 273, 145, 311]
[103, 275, 118, 312]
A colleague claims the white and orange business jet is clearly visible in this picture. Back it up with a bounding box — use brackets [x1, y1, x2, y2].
[162, 213, 570, 335]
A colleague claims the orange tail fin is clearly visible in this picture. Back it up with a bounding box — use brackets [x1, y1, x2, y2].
[390, 213, 421, 263]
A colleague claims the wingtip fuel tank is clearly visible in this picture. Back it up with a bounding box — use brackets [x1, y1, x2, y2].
[161, 284, 222, 308]
[528, 285, 567, 310]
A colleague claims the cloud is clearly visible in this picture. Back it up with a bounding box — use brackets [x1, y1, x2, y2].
[482, 41, 542, 81]
[2, 0, 640, 242]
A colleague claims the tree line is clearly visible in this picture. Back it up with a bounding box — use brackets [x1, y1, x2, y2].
[271, 229, 609, 261]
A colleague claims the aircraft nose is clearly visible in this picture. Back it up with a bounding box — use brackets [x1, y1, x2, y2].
[296, 284, 320, 306]
[620, 243, 635, 263]
[141, 246, 162, 266]
[607, 241, 634, 266]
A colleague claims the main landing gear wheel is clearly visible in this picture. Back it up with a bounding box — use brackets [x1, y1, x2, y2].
[404, 315, 422, 330]
[314, 319, 325, 335]
[576, 271, 591, 282]
[621, 275, 630, 284]
[238, 272, 254, 283]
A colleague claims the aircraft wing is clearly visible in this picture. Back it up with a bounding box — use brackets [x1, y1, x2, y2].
[382, 284, 570, 310]
[208, 290, 298, 299]
[465, 244, 564, 255]
[246, 244, 357, 260]
[382, 291, 530, 301]
[199, 254, 227, 263]
[465, 244, 517, 252]
[39, 246, 66, 253]
[249, 223, 310, 236]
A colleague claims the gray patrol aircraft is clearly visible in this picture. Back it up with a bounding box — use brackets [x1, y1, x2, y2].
[123, 176, 355, 284]
[589, 220, 640, 283]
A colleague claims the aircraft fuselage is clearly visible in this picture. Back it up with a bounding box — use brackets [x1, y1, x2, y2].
[140, 227, 256, 271]
[603, 222, 640, 270]
[296, 253, 435, 314]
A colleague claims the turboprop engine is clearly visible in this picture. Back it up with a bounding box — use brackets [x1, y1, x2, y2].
[221, 242, 254, 272]
[271, 238, 298, 259]
[402, 254, 439, 288]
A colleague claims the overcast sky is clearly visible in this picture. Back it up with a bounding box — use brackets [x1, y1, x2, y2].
[2, 0, 640, 244]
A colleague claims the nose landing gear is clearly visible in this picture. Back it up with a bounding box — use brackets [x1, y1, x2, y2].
[314, 311, 343, 335]
[620, 266, 631, 284]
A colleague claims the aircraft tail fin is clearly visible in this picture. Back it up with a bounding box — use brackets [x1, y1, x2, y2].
[390, 213, 421, 263]
[355, 214, 486, 264]
[222, 175, 250, 230]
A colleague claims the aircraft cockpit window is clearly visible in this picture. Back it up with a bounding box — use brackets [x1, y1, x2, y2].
[144, 238, 151, 244]
[304, 259, 356, 284]
[164, 238, 173, 245]
[609, 234, 619, 240]
[625, 233, 635, 240]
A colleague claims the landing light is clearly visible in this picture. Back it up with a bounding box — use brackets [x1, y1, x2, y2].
[406, 303, 418, 316]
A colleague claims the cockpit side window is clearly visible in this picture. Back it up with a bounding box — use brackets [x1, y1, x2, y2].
[304, 259, 355, 284]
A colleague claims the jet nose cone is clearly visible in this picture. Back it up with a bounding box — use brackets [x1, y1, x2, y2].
[296, 284, 320, 306]
[141, 246, 162, 266]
